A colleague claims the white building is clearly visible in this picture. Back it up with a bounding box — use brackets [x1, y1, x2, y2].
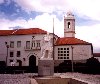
[54, 12, 93, 65]
[0, 12, 93, 66]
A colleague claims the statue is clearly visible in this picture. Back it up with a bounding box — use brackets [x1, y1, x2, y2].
[38, 32, 54, 76]
[41, 32, 53, 59]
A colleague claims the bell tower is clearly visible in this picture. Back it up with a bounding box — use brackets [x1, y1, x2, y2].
[64, 12, 75, 37]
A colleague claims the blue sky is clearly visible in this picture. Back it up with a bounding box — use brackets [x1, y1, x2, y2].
[0, 0, 100, 52]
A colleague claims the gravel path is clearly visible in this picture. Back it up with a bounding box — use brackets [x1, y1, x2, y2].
[0, 74, 31, 84]
[54, 73, 100, 84]
[0, 73, 99, 84]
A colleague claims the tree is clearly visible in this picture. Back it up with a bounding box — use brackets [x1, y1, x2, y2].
[86, 57, 100, 74]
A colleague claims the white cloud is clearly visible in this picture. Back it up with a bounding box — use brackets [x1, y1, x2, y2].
[14, 0, 41, 13]
[76, 24, 100, 52]
[0, 18, 27, 30]
[0, 0, 4, 4]
[67, 0, 100, 20]
[30, 13, 64, 36]
[0, 13, 64, 36]
[14, 0, 100, 21]
[14, 0, 69, 13]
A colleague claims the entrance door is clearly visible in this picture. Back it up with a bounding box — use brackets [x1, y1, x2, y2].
[29, 55, 36, 67]
[17, 60, 22, 66]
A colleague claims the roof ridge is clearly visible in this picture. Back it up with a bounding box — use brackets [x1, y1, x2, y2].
[74, 37, 90, 43]
[11, 29, 19, 34]
[55, 37, 91, 45]
[0, 28, 47, 36]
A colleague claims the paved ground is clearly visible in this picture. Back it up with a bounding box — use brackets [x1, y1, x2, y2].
[0, 73, 99, 84]
[55, 73, 100, 84]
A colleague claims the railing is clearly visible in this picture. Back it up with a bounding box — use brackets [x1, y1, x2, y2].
[24, 47, 41, 51]
[31, 47, 41, 50]
[24, 47, 31, 51]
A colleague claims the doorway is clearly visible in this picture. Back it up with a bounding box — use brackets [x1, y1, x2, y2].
[29, 55, 36, 67]
[17, 60, 22, 66]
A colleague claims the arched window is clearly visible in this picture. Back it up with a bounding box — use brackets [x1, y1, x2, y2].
[68, 22, 70, 28]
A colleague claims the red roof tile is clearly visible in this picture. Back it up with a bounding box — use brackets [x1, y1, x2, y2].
[0, 28, 47, 36]
[0, 30, 14, 36]
[55, 37, 91, 45]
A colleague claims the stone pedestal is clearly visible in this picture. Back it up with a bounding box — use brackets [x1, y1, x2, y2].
[38, 59, 54, 76]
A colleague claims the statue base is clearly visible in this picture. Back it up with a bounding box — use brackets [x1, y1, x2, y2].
[38, 59, 54, 76]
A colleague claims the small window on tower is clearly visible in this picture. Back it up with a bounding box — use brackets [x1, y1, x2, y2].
[68, 22, 70, 28]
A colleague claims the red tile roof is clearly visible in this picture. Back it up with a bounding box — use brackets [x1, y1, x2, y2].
[0, 30, 14, 36]
[55, 37, 91, 45]
[0, 28, 47, 36]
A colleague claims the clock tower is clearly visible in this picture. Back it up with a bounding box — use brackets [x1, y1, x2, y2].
[64, 12, 75, 37]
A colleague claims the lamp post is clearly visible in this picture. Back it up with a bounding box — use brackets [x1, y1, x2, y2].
[71, 46, 74, 72]
[5, 42, 9, 66]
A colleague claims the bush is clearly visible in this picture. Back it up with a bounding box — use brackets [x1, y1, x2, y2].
[86, 57, 100, 74]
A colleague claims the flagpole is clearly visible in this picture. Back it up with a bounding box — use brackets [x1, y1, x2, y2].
[53, 18, 54, 60]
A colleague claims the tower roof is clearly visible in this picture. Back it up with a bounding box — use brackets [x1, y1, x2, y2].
[67, 11, 73, 16]
[55, 37, 91, 45]
[65, 11, 75, 19]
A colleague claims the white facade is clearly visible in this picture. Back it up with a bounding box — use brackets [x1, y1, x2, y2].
[54, 45, 92, 62]
[0, 34, 56, 66]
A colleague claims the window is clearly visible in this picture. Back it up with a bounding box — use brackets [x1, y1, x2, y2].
[26, 41, 30, 49]
[64, 48, 66, 50]
[32, 40, 41, 49]
[32, 41, 35, 47]
[67, 48, 69, 50]
[17, 41, 21, 48]
[17, 51, 21, 57]
[37, 41, 40, 47]
[64, 51, 66, 53]
[64, 54, 66, 56]
[58, 57, 63, 59]
[58, 47, 70, 60]
[61, 48, 63, 50]
[10, 41, 14, 48]
[10, 51, 14, 57]
[68, 22, 70, 28]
